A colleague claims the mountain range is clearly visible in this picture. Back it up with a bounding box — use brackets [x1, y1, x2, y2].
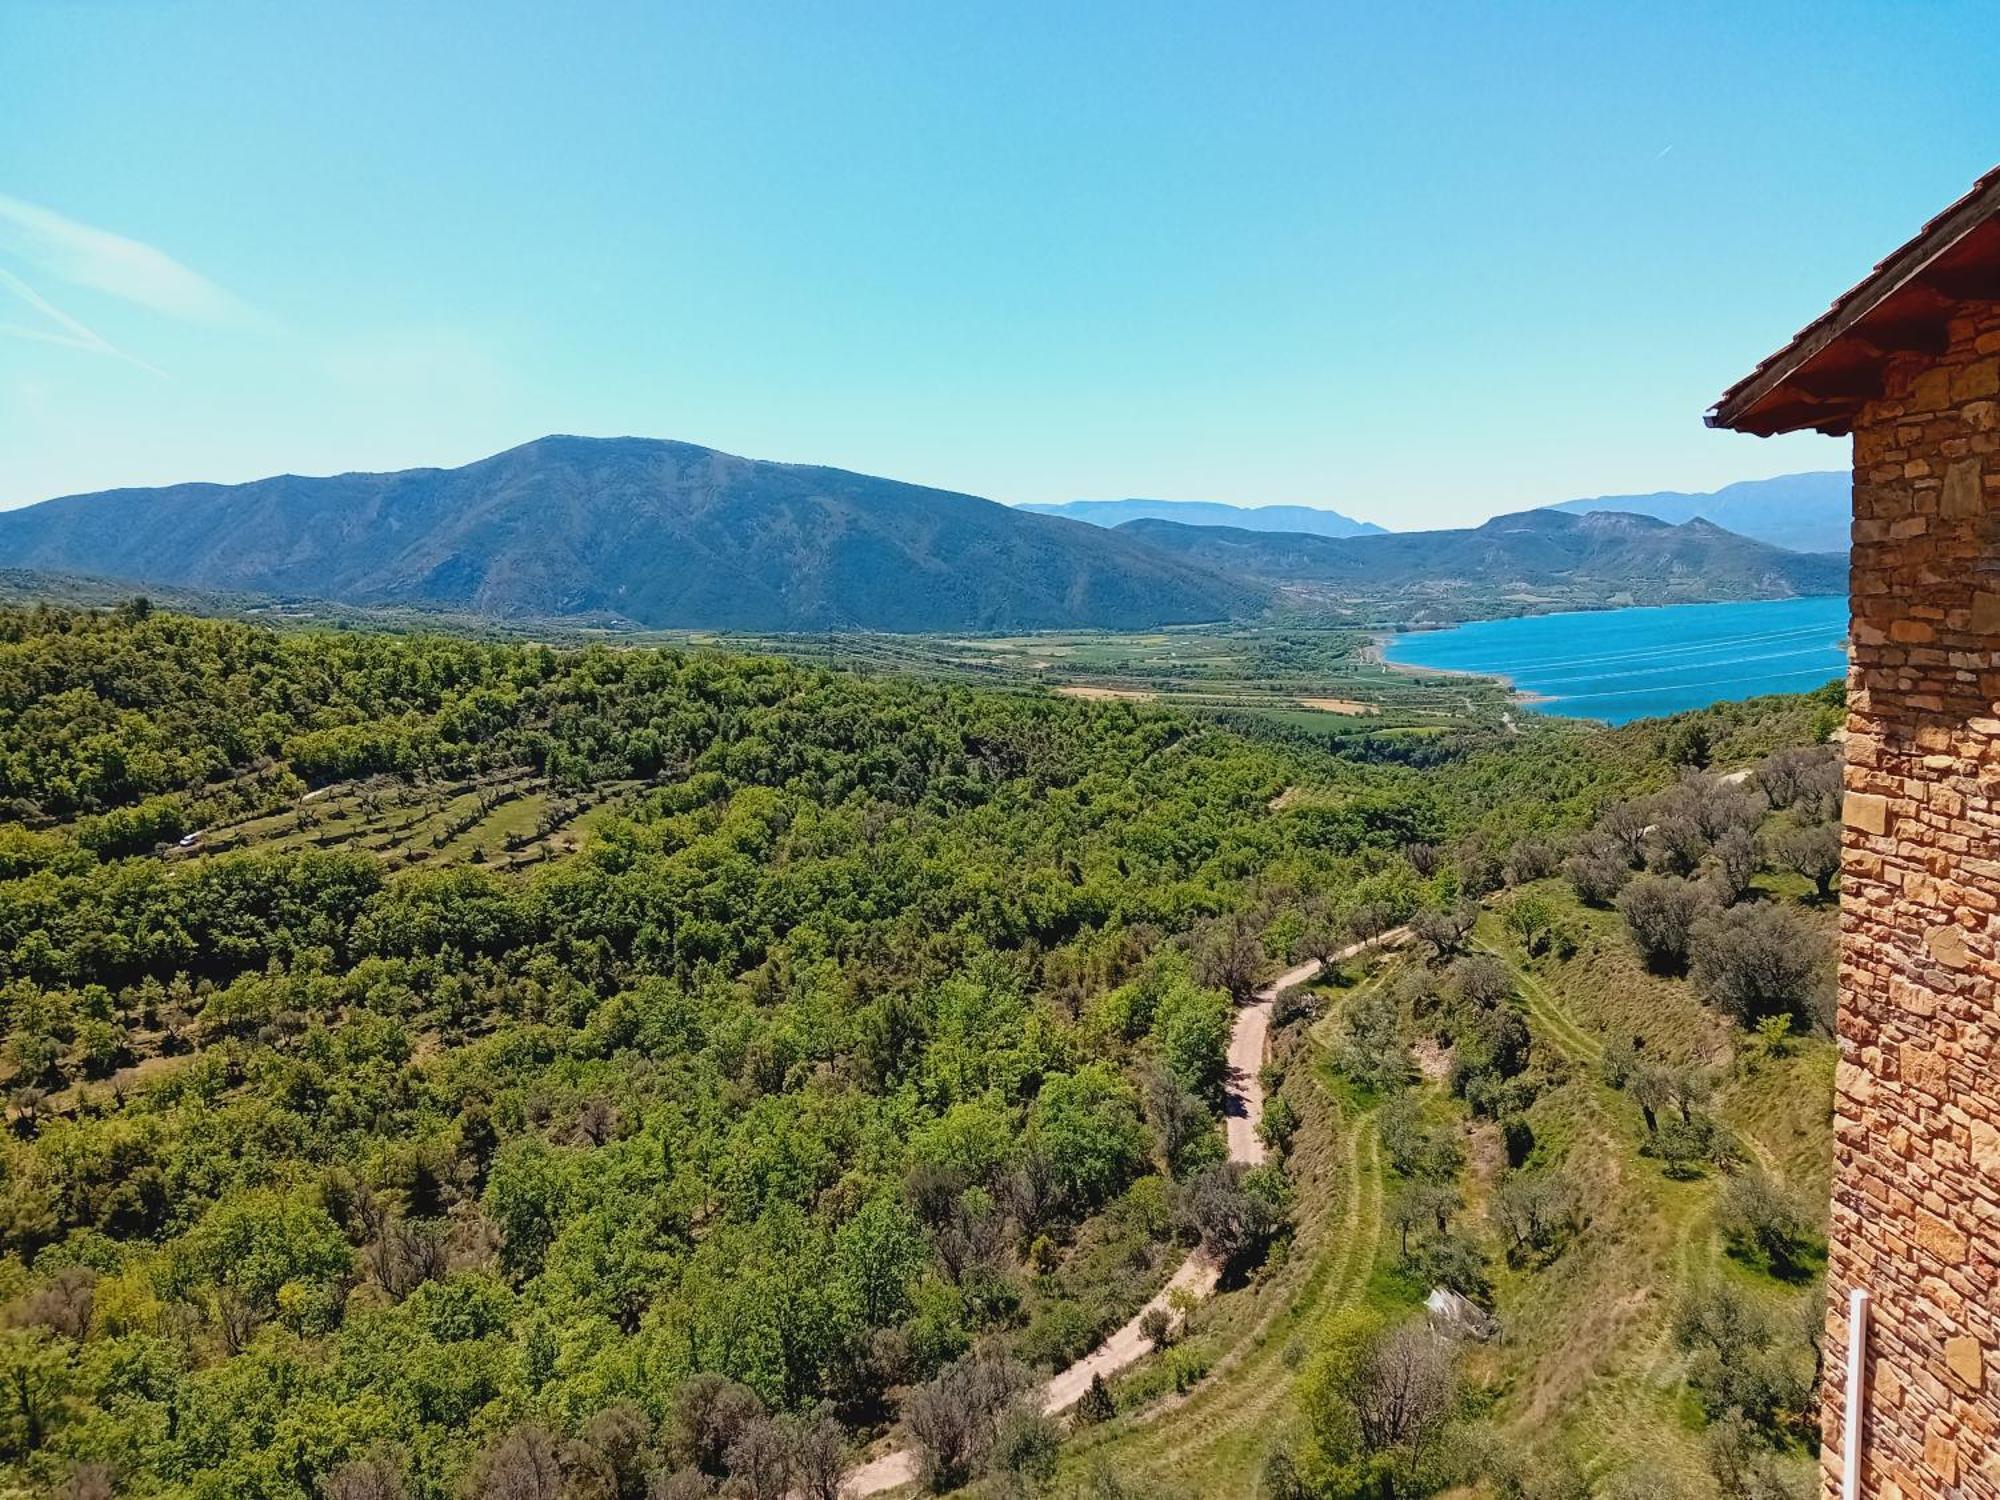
[1017, 498, 1385, 537]
[1120, 508, 1847, 624]
[1018, 473, 1850, 554]
[0, 437, 1263, 632]
[0, 436, 1846, 632]
[1546, 471, 1849, 554]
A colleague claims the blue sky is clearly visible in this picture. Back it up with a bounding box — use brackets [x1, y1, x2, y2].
[3, 1, 1994, 528]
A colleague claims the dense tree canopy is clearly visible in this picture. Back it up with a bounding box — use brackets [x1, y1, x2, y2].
[0, 605, 1837, 1499]
[0, 606, 1477, 1499]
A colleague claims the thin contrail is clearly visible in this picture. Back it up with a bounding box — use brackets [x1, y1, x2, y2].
[0, 263, 166, 376]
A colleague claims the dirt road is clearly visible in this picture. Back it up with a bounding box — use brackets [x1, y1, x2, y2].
[839, 938, 1392, 1496]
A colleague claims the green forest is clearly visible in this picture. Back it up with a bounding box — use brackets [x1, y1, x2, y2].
[0, 603, 1842, 1500]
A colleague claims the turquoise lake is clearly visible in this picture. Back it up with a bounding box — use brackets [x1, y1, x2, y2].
[1382, 595, 1849, 725]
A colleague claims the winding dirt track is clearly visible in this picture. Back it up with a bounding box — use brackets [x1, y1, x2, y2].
[839, 942, 1391, 1496]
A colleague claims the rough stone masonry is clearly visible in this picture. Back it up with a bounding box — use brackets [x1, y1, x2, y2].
[1833, 299, 2000, 1498]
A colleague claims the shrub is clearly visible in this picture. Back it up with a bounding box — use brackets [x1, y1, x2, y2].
[1707, 825, 1760, 907]
[1689, 904, 1830, 1030]
[904, 1352, 1035, 1492]
[1566, 838, 1632, 906]
[1270, 984, 1320, 1030]
[1177, 1162, 1287, 1266]
[1258, 1093, 1301, 1156]
[1491, 1169, 1581, 1265]
[1414, 1229, 1490, 1300]
[1617, 875, 1710, 973]
[1772, 822, 1840, 902]
[992, 1407, 1062, 1482]
[1718, 1172, 1820, 1279]
[1334, 987, 1411, 1095]
[1651, 1111, 1721, 1179]
[1073, 1373, 1115, 1425]
[1665, 719, 1713, 769]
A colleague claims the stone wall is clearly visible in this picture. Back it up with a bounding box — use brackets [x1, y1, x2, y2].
[1832, 300, 2000, 1498]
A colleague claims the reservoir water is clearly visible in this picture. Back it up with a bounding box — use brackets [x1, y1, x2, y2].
[1382, 595, 1849, 725]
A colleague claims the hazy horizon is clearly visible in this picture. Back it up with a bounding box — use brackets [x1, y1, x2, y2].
[6, 2, 1992, 525]
[1, 427, 1846, 536]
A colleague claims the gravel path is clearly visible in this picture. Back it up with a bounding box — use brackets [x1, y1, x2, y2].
[839, 938, 1396, 1496]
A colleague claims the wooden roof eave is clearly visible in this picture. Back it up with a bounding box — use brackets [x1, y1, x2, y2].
[1709, 168, 2000, 435]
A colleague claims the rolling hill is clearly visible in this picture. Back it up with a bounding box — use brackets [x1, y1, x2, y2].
[1545, 470, 1849, 554]
[0, 436, 1266, 632]
[1119, 508, 1848, 623]
[1018, 497, 1385, 537]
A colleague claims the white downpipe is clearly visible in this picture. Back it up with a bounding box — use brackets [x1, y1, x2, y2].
[1843, 1287, 1871, 1500]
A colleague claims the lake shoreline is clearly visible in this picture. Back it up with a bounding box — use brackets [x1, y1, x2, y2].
[1379, 595, 1848, 726]
[1362, 633, 1556, 706]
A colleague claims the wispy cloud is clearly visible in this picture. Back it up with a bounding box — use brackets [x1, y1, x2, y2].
[0, 191, 254, 373]
[0, 191, 246, 323]
[0, 265, 165, 375]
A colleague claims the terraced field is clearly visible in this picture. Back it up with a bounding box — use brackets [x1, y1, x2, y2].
[1469, 922, 1824, 1495]
[175, 770, 645, 872]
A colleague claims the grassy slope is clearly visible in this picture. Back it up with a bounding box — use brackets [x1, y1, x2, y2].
[1469, 895, 1831, 1493]
[1084, 884, 1834, 1498]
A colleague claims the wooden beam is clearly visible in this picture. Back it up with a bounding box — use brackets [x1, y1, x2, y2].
[1742, 396, 1862, 436]
[1846, 317, 1951, 357]
[1917, 263, 2000, 302]
[1792, 365, 1886, 401]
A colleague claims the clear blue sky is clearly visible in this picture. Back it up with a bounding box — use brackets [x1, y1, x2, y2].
[3, 1, 1994, 527]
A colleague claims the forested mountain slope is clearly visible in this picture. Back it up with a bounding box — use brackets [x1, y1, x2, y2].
[0, 437, 1265, 632]
[1120, 509, 1848, 622]
[0, 604, 1839, 1500]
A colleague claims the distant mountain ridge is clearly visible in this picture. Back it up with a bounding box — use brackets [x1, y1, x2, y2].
[0, 436, 1265, 632]
[1118, 507, 1848, 624]
[1019, 497, 1385, 538]
[0, 439, 1848, 632]
[1545, 471, 1849, 554]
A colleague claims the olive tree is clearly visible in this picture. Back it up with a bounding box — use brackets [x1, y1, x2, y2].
[1616, 876, 1710, 974]
[1689, 904, 1829, 1030]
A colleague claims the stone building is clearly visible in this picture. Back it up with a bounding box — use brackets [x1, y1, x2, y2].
[1710, 167, 2000, 1498]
